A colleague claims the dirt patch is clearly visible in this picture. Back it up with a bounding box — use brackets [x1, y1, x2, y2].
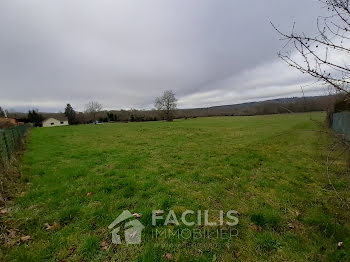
[0, 118, 17, 129]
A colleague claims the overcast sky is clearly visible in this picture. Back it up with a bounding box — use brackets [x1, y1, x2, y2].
[0, 0, 328, 112]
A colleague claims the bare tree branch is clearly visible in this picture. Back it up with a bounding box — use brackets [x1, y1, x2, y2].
[272, 0, 350, 96]
[85, 101, 103, 121]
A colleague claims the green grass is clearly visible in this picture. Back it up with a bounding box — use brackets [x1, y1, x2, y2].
[1, 112, 350, 261]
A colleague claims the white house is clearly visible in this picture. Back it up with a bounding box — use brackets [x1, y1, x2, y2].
[42, 117, 69, 127]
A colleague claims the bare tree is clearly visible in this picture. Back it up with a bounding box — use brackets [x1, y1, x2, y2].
[272, 0, 350, 97]
[85, 101, 103, 121]
[155, 90, 177, 121]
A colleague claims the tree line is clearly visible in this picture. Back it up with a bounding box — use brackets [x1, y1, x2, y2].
[62, 90, 178, 124]
[0, 90, 178, 126]
[1, 91, 347, 126]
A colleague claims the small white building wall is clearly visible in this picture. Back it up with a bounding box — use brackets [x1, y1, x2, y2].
[42, 118, 69, 127]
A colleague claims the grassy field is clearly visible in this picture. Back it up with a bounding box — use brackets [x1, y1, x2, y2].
[1, 112, 350, 261]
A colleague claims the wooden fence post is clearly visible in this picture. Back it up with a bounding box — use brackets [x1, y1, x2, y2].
[2, 130, 11, 162]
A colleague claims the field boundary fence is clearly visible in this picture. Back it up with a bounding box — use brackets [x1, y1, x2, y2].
[332, 111, 350, 141]
[0, 124, 31, 168]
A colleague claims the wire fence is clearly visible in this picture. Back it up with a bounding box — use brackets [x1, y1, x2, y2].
[0, 124, 31, 168]
[332, 111, 350, 141]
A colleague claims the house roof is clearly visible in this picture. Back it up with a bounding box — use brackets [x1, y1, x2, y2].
[43, 116, 68, 122]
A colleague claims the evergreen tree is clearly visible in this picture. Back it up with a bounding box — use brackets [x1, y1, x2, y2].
[0, 107, 5, 117]
[27, 109, 43, 127]
[64, 104, 77, 125]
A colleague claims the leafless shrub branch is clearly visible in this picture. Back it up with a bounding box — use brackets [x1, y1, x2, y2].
[272, 0, 350, 96]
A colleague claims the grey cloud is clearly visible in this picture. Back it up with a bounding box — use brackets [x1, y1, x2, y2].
[0, 0, 326, 112]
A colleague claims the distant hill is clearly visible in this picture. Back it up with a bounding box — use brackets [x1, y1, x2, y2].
[176, 95, 333, 118]
[203, 96, 325, 110]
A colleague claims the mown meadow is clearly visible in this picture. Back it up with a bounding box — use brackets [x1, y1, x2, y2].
[1, 112, 350, 261]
